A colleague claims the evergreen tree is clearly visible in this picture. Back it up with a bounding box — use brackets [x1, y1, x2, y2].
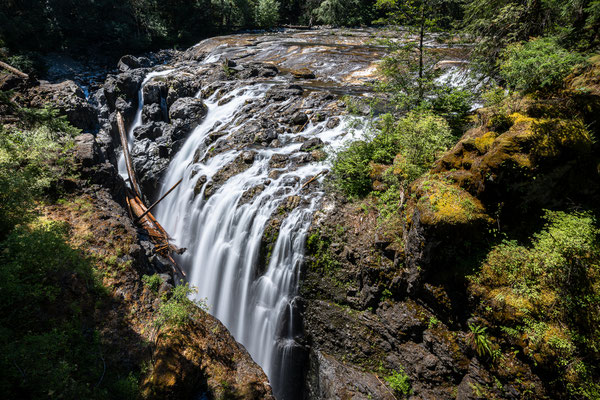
[255, 0, 281, 28]
[314, 0, 374, 26]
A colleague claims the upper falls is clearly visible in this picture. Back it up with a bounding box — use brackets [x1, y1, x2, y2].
[111, 28, 470, 399]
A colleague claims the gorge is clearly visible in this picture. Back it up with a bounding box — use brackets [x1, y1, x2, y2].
[2, 16, 600, 400]
[104, 28, 474, 399]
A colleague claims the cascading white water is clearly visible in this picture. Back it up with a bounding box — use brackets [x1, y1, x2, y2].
[147, 81, 359, 399]
[117, 69, 176, 180]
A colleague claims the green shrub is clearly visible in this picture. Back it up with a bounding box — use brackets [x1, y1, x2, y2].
[155, 283, 207, 328]
[431, 87, 473, 135]
[471, 210, 600, 396]
[390, 111, 453, 182]
[385, 367, 412, 397]
[499, 37, 586, 93]
[467, 323, 493, 358]
[332, 111, 454, 198]
[142, 274, 163, 293]
[0, 125, 74, 236]
[331, 137, 376, 197]
[18, 106, 81, 137]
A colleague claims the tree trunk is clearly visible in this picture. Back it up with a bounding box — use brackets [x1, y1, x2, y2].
[418, 4, 425, 101]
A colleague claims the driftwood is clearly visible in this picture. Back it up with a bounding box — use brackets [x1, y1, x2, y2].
[301, 170, 328, 189]
[135, 178, 183, 223]
[117, 112, 186, 277]
[0, 60, 29, 79]
[117, 113, 142, 198]
[282, 24, 313, 30]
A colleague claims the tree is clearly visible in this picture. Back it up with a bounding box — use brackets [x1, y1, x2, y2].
[314, 0, 374, 26]
[464, 0, 600, 76]
[374, 0, 465, 110]
[255, 0, 280, 28]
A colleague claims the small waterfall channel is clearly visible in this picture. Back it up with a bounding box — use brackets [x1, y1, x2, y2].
[119, 67, 362, 398]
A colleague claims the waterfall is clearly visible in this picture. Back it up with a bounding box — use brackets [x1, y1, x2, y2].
[142, 80, 359, 399]
[117, 68, 176, 180]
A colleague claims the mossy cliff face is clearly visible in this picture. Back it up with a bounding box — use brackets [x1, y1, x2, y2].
[300, 60, 600, 399]
[300, 194, 545, 399]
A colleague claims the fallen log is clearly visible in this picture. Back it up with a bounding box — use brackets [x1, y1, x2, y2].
[117, 112, 142, 198]
[301, 170, 328, 189]
[126, 189, 187, 277]
[135, 178, 183, 223]
[0, 60, 29, 79]
[117, 111, 187, 277]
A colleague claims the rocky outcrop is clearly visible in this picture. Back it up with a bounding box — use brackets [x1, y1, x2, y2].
[306, 350, 394, 400]
[168, 97, 208, 129]
[28, 80, 97, 130]
[62, 132, 275, 400]
[142, 312, 274, 400]
[118, 54, 152, 72]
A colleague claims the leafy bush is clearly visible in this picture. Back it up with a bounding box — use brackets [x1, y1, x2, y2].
[0, 125, 75, 237]
[142, 274, 163, 293]
[331, 136, 377, 197]
[431, 87, 473, 135]
[332, 111, 454, 197]
[471, 210, 600, 397]
[385, 367, 412, 397]
[389, 111, 453, 182]
[155, 283, 207, 328]
[499, 37, 586, 93]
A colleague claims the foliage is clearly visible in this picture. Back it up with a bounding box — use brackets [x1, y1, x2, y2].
[0, 116, 77, 238]
[332, 111, 453, 197]
[142, 273, 163, 293]
[0, 102, 144, 398]
[464, 0, 600, 76]
[255, 0, 281, 28]
[331, 138, 377, 197]
[499, 37, 587, 94]
[471, 210, 600, 397]
[306, 230, 340, 274]
[155, 282, 207, 328]
[467, 323, 493, 358]
[385, 367, 412, 397]
[387, 111, 453, 182]
[374, 0, 473, 135]
[0, 217, 142, 399]
[430, 87, 473, 135]
[314, 0, 373, 26]
[0, 0, 284, 57]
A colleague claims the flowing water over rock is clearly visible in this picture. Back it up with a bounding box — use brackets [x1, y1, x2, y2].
[100, 28, 471, 399]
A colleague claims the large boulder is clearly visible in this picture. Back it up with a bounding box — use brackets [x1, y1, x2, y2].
[143, 78, 168, 105]
[131, 137, 171, 197]
[168, 97, 208, 130]
[117, 54, 151, 72]
[305, 350, 394, 400]
[28, 80, 97, 131]
[103, 71, 144, 110]
[165, 72, 202, 107]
